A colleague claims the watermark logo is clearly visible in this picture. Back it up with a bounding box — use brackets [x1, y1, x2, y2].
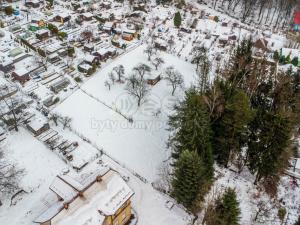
[92, 93, 181, 132]
[114, 92, 180, 117]
[115, 93, 138, 116]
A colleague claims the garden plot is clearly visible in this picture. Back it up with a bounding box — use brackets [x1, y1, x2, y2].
[54, 44, 198, 181]
[34, 125, 101, 171]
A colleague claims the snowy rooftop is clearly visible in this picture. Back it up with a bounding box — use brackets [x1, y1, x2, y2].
[34, 167, 134, 224]
[84, 54, 97, 63]
[56, 209, 105, 225]
[58, 167, 110, 191]
[50, 176, 78, 202]
[27, 117, 48, 132]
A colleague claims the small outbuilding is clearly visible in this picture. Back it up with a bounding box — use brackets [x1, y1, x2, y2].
[26, 118, 50, 136]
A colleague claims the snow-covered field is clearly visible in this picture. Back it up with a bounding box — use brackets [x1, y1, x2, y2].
[54, 44, 197, 182]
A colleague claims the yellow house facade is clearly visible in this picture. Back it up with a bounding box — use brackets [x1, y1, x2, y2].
[34, 167, 134, 225]
[104, 199, 132, 225]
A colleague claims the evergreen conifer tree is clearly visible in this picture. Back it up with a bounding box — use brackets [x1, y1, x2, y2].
[279, 55, 286, 64]
[247, 111, 291, 184]
[205, 188, 241, 225]
[168, 88, 213, 177]
[171, 150, 205, 209]
[286, 54, 291, 64]
[216, 188, 241, 225]
[212, 88, 253, 167]
[174, 11, 182, 28]
[273, 50, 279, 62]
[291, 57, 299, 67]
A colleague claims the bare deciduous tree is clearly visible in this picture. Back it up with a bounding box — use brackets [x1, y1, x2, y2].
[132, 63, 151, 79]
[152, 57, 165, 70]
[104, 80, 111, 90]
[0, 86, 24, 131]
[125, 64, 151, 107]
[62, 116, 72, 129]
[50, 113, 59, 126]
[0, 149, 24, 202]
[144, 44, 155, 61]
[167, 37, 175, 52]
[35, 55, 48, 71]
[80, 30, 94, 43]
[252, 199, 278, 224]
[108, 72, 116, 85]
[113, 65, 125, 82]
[164, 66, 184, 96]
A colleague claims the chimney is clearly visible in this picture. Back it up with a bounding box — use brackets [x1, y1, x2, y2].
[96, 176, 102, 182]
[63, 203, 69, 210]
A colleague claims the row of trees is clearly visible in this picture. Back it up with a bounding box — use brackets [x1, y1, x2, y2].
[274, 50, 299, 67]
[157, 0, 297, 30]
[105, 44, 185, 105]
[201, 0, 297, 28]
[151, 0, 297, 29]
[169, 39, 300, 220]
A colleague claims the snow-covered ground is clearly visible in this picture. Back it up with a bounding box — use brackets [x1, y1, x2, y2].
[54, 44, 197, 182]
[0, 1, 299, 225]
[0, 128, 66, 225]
[0, 128, 192, 225]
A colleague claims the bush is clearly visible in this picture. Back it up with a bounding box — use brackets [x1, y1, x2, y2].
[278, 207, 286, 223]
[58, 32, 67, 40]
[74, 76, 82, 82]
[4, 6, 14, 15]
[48, 23, 58, 34]
[67, 47, 75, 57]
[77, 65, 85, 73]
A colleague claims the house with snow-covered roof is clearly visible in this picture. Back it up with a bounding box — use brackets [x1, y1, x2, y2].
[34, 167, 134, 225]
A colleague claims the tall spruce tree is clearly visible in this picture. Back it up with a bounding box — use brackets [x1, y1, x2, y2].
[171, 150, 205, 209]
[247, 111, 291, 184]
[228, 39, 253, 87]
[204, 188, 241, 225]
[174, 11, 182, 28]
[273, 50, 280, 62]
[212, 87, 253, 167]
[216, 188, 241, 225]
[168, 88, 213, 177]
[291, 57, 299, 67]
